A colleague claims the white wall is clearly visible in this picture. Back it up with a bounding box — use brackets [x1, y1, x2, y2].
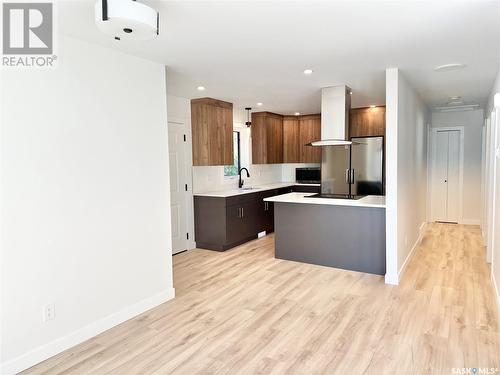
[430, 109, 484, 224]
[483, 66, 500, 312]
[1, 36, 173, 374]
[385, 68, 430, 285]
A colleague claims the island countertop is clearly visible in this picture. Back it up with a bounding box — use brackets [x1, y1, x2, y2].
[193, 182, 319, 198]
[264, 192, 386, 208]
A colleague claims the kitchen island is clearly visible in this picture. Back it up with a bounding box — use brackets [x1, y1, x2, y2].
[264, 192, 386, 275]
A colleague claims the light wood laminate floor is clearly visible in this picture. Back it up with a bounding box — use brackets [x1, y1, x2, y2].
[22, 223, 500, 374]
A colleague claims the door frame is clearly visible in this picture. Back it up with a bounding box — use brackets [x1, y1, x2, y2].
[168, 117, 195, 252]
[428, 126, 465, 223]
[486, 109, 498, 263]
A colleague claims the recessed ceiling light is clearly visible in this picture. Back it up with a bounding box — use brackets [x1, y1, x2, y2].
[197, 86, 206, 91]
[257, 102, 263, 106]
[295, 112, 301, 116]
[434, 63, 467, 72]
[303, 69, 313, 75]
[370, 105, 376, 108]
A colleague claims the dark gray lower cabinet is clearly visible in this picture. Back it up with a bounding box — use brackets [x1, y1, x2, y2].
[194, 187, 292, 251]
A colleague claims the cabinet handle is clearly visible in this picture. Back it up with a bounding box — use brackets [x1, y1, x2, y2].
[238, 207, 241, 218]
[241, 207, 244, 218]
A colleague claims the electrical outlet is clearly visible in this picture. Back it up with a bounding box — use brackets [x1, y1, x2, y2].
[43, 303, 56, 323]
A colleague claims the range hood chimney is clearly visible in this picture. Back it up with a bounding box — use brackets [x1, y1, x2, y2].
[309, 85, 351, 146]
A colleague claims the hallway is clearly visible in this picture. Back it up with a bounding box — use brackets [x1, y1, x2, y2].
[21, 223, 500, 374]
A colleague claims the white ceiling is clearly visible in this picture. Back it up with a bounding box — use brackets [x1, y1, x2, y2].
[59, 0, 500, 114]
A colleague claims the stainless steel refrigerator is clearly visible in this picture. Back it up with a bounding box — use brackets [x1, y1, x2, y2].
[320, 136, 384, 197]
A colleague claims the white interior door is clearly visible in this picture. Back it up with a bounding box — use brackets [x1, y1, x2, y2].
[431, 129, 461, 223]
[168, 121, 188, 254]
[446, 130, 460, 222]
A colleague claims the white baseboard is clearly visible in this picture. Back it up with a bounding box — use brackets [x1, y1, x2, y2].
[0, 288, 175, 375]
[493, 271, 500, 317]
[396, 222, 428, 283]
[460, 219, 481, 225]
[384, 273, 399, 285]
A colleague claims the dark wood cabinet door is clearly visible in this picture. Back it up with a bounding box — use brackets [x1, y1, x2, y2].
[251, 113, 268, 164]
[349, 106, 386, 138]
[252, 112, 283, 164]
[264, 201, 274, 233]
[240, 201, 261, 238]
[299, 115, 321, 163]
[226, 204, 246, 245]
[283, 116, 300, 162]
[226, 201, 261, 244]
[191, 98, 233, 166]
[266, 116, 283, 164]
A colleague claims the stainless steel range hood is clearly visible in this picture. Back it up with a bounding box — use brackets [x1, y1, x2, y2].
[308, 85, 351, 146]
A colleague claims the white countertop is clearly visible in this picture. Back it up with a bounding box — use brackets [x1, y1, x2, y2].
[193, 182, 319, 198]
[264, 192, 386, 208]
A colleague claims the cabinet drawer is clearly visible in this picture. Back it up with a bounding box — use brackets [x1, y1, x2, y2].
[226, 191, 261, 207]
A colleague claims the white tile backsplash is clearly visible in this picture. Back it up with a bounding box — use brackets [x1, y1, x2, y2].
[192, 164, 284, 193]
[192, 163, 320, 194]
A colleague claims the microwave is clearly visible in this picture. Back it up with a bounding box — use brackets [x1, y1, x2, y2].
[295, 167, 320, 184]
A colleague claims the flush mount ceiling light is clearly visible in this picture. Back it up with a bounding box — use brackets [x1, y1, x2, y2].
[294, 112, 301, 116]
[434, 63, 467, 72]
[197, 86, 206, 91]
[434, 104, 480, 112]
[257, 102, 263, 106]
[95, 0, 159, 40]
[303, 69, 313, 75]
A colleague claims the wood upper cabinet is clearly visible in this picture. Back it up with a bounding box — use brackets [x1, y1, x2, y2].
[191, 98, 233, 166]
[349, 106, 386, 138]
[251, 112, 283, 164]
[299, 115, 321, 163]
[283, 116, 300, 163]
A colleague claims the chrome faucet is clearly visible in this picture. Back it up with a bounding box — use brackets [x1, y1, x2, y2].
[238, 167, 250, 188]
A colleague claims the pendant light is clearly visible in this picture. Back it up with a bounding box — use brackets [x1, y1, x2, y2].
[245, 107, 252, 127]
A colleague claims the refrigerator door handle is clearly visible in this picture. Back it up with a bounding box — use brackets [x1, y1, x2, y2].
[351, 169, 355, 184]
[345, 169, 350, 184]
